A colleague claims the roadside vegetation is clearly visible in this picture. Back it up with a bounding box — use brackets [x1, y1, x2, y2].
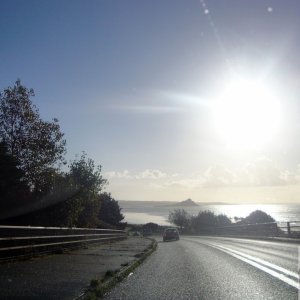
[168, 208, 277, 236]
[128, 222, 165, 236]
[85, 238, 157, 300]
[0, 79, 125, 229]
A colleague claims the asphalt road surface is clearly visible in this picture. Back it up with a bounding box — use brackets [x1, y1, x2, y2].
[104, 236, 299, 300]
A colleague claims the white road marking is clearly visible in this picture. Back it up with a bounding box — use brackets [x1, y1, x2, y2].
[202, 241, 299, 290]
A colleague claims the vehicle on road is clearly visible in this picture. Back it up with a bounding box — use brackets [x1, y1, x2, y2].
[163, 228, 180, 242]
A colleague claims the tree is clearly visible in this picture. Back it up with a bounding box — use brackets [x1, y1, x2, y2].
[191, 210, 232, 233]
[0, 142, 31, 212]
[191, 210, 216, 231]
[216, 214, 232, 226]
[240, 210, 275, 224]
[65, 153, 107, 227]
[67, 152, 106, 195]
[0, 152, 108, 228]
[0, 79, 66, 194]
[168, 209, 190, 230]
[98, 192, 125, 228]
[142, 222, 160, 233]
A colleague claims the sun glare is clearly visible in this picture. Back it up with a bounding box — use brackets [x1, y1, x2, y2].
[213, 78, 282, 150]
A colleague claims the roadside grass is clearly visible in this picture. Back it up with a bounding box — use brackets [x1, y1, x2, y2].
[84, 238, 157, 299]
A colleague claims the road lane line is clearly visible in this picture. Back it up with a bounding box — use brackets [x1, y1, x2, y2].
[216, 244, 298, 280]
[202, 242, 299, 290]
[194, 239, 298, 279]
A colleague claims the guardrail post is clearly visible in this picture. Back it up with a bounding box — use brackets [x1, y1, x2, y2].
[287, 222, 291, 237]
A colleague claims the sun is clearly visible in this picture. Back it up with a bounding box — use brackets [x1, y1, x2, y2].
[212, 77, 282, 150]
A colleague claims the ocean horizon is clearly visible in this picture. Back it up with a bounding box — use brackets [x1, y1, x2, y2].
[118, 200, 300, 225]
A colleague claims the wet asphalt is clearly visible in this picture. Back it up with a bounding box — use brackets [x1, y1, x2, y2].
[104, 236, 299, 300]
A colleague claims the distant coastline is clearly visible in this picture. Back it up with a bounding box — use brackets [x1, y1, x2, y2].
[118, 200, 300, 225]
[118, 200, 299, 205]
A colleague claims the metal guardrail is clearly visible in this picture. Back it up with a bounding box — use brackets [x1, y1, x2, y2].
[277, 221, 300, 237]
[0, 225, 127, 260]
[194, 221, 300, 238]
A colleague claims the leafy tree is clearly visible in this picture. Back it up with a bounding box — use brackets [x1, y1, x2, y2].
[191, 210, 231, 233]
[168, 209, 190, 230]
[22, 153, 107, 227]
[0, 152, 108, 228]
[143, 222, 160, 233]
[216, 214, 232, 226]
[191, 210, 217, 230]
[32, 171, 83, 227]
[65, 153, 107, 227]
[240, 210, 275, 224]
[67, 153, 106, 194]
[0, 142, 31, 212]
[98, 192, 125, 228]
[0, 79, 66, 194]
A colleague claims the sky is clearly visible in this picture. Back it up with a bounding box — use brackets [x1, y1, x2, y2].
[1, 0, 300, 203]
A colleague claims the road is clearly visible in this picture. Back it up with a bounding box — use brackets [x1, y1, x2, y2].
[104, 236, 299, 300]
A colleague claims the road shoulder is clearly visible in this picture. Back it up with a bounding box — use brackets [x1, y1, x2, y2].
[0, 237, 155, 300]
[83, 237, 157, 299]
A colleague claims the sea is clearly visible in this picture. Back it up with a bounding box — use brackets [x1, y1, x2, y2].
[118, 201, 300, 226]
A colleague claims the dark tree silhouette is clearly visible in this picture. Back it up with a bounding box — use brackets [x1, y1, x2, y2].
[168, 209, 190, 230]
[98, 193, 125, 228]
[63, 153, 107, 227]
[0, 79, 66, 194]
[191, 210, 231, 233]
[0, 142, 31, 211]
[240, 210, 275, 224]
[143, 222, 160, 233]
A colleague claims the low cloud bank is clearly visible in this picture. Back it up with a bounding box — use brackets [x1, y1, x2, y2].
[105, 158, 300, 190]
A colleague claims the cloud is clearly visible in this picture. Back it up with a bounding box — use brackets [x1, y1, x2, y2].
[135, 169, 167, 179]
[241, 158, 285, 186]
[105, 170, 132, 179]
[105, 159, 300, 192]
[201, 158, 300, 188]
[280, 170, 298, 185]
[105, 169, 167, 180]
[203, 165, 236, 187]
[162, 178, 203, 189]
